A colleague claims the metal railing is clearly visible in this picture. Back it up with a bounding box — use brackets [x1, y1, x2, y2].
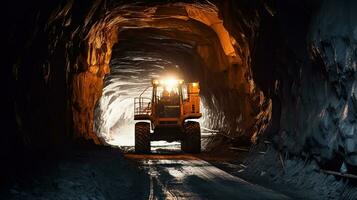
[134, 97, 152, 116]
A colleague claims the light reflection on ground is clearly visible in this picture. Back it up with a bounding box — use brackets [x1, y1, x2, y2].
[107, 122, 181, 148]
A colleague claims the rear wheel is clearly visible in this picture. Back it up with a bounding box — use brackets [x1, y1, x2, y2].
[181, 121, 201, 153]
[135, 122, 151, 153]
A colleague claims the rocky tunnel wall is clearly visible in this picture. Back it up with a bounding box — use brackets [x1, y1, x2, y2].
[218, 0, 357, 167]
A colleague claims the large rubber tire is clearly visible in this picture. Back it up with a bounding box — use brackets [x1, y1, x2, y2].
[181, 121, 201, 153]
[135, 122, 151, 153]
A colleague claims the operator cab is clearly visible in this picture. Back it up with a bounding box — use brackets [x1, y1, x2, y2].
[156, 81, 181, 118]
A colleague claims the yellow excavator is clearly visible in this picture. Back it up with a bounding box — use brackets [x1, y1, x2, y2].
[134, 78, 202, 153]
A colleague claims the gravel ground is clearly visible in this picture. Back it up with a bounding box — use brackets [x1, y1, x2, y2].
[1, 147, 150, 200]
[210, 144, 357, 200]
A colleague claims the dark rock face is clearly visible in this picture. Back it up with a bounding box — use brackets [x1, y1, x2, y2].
[3, 0, 357, 178]
[307, 0, 357, 166]
[219, 0, 357, 167]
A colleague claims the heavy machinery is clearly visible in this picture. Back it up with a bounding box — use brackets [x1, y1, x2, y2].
[134, 78, 202, 153]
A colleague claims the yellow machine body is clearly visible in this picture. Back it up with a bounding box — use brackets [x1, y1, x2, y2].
[134, 79, 202, 128]
[133, 78, 202, 152]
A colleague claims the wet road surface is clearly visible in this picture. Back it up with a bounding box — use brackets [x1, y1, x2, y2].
[126, 146, 291, 200]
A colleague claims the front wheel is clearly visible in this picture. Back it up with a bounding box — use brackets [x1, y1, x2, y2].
[181, 121, 201, 153]
[135, 122, 151, 153]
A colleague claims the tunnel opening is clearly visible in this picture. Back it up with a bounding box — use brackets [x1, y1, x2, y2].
[93, 29, 209, 147]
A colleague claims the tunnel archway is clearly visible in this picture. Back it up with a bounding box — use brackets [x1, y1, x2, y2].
[73, 2, 271, 148]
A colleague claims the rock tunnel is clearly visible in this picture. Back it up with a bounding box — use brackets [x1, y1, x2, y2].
[2, 0, 357, 198]
[90, 2, 267, 148]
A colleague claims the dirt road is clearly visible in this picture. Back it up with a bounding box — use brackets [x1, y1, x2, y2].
[126, 148, 291, 200]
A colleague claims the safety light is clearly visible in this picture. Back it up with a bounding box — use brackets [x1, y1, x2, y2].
[158, 78, 183, 85]
[154, 78, 182, 92]
[152, 79, 159, 85]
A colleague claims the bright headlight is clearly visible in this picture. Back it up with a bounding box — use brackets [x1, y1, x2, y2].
[152, 79, 159, 85]
[159, 79, 183, 85]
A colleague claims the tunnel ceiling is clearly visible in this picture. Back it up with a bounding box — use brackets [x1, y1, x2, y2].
[5, 0, 357, 169]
